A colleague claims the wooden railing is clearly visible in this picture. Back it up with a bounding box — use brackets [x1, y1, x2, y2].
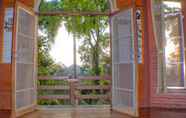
[37, 76, 111, 106]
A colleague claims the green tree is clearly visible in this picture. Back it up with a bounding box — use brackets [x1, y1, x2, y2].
[38, 0, 63, 76]
[38, 0, 111, 76]
[38, 36, 62, 76]
[61, 0, 110, 75]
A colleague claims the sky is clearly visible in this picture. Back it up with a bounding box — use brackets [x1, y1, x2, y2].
[49, 23, 82, 67]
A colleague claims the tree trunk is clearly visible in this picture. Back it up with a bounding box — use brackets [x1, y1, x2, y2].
[92, 45, 100, 76]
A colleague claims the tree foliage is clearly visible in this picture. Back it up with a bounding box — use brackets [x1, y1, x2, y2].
[61, 0, 110, 75]
[38, 0, 63, 76]
[38, 0, 111, 76]
[38, 36, 62, 76]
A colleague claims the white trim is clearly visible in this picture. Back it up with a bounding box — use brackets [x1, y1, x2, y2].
[16, 104, 36, 117]
[111, 8, 138, 117]
[18, 32, 35, 40]
[113, 88, 133, 92]
[34, 0, 41, 12]
[15, 5, 37, 113]
[112, 106, 138, 117]
[16, 88, 35, 93]
[167, 87, 186, 90]
[109, 0, 118, 12]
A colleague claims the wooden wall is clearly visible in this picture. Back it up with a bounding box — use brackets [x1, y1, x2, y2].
[116, 0, 133, 9]
[116, 0, 143, 9]
[137, 4, 147, 108]
[0, 0, 14, 112]
[18, 0, 35, 8]
[0, 0, 36, 117]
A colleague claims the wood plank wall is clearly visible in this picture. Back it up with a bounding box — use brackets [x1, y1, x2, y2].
[136, 3, 146, 108]
[0, 0, 14, 111]
[18, 0, 35, 8]
[116, 0, 133, 9]
[138, 0, 151, 108]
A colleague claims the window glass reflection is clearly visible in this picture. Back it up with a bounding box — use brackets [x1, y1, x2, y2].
[152, 0, 185, 90]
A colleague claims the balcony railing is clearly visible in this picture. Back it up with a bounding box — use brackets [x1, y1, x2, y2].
[37, 76, 112, 106]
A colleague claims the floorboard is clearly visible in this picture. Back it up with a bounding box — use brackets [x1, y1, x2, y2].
[15, 108, 186, 118]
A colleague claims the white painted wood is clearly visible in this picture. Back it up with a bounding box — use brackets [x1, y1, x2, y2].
[111, 8, 138, 117]
[14, 4, 37, 116]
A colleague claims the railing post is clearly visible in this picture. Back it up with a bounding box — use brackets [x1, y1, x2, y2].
[69, 79, 78, 106]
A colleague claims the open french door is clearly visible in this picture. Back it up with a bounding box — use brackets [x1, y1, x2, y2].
[12, 2, 37, 117]
[111, 8, 139, 117]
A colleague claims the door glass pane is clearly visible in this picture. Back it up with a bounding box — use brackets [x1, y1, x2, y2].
[165, 13, 184, 87]
[152, 0, 185, 90]
[16, 7, 36, 109]
[112, 9, 137, 115]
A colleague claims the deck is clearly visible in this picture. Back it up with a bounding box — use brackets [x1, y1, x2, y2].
[19, 108, 129, 118]
[1, 107, 186, 118]
[18, 108, 186, 118]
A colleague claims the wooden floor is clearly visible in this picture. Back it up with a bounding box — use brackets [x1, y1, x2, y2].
[18, 108, 186, 118]
[19, 109, 130, 118]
